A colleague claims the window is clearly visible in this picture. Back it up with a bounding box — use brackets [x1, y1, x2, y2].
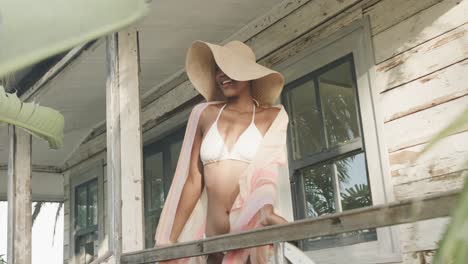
[284, 55, 376, 251]
[70, 163, 103, 264]
[144, 127, 185, 248]
[276, 18, 401, 263]
[74, 179, 98, 263]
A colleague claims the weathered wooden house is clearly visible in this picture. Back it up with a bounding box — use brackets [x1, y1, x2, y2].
[1, 0, 467, 263]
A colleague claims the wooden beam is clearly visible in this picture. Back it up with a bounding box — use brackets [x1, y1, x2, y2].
[120, 190, 460, 263]
[118, 28, 145, 253]
[106, 27, 145, 262]
[7, 126, 32, 264]
[106, 31, 123, 263]
[0, 164, 62, 173]
[21, 39, 102, 102]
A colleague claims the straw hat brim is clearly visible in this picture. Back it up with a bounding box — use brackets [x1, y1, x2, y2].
[185, 40, 284, 106]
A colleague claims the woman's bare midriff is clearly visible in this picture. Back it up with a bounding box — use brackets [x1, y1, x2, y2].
[203, 160, 249, 237]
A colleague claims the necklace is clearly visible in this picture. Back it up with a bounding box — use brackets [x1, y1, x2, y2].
[226, 99, 260, 114]
[225, 101, 259, 114]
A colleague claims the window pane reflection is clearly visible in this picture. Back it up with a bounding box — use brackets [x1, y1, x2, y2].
[302, 164, 336, 217]
[76, 186, 87, 229]
[89, 183, 98, 226]
[287, 80, 322, 159]
[145, 152, 164, 211]
[319, 61, 360, 147]
[339, 153, 372, 210]
[302, 152, 376, 250]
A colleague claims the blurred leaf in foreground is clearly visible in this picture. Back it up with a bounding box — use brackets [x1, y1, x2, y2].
[0, 0, 149, 77]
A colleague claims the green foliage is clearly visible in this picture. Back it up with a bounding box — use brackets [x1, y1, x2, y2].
[424, 108, 468, 264]
[0, 0, 149, 77]
[341, 183, 371, 210]
[0, 86, 64, 149]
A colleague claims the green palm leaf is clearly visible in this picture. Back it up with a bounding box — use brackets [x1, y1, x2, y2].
[433, 170, 468, 264]
[0, 0, 149, 76]
[0, 85, 64, 149]
[418, 106, 468, 264]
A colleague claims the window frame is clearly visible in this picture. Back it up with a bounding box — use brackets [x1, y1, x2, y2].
[69, 162, 104, 263]
[274, 17, 401, 263]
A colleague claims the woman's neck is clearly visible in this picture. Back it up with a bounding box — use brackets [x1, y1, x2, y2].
[225, 95, 255, 112]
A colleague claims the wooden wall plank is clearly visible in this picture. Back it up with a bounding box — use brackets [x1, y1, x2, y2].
[398, 217, 449, 253]
[394, 171, 466, 200]
[389, 131, 468, 185]
[384, 96, 468, 152]
[373, 0, 468, 63]
[262, 7, 363, 67]
[225, 0, 311, 44]
[246, 0, 362, 60]
[365, 0, 444, 35]
[376, 22, 468, 92]
[380, 59, 468, 122]
[7, 126, 32, 264]
[141, 81, 199, 130]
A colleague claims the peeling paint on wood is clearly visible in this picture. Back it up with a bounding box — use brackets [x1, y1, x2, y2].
[389, 131, 468, 185]
[365, 0, 444, 35]
[7, 126, 32, 264]
[376, 23, 468, 92]
[398, 217, 449, 253]
[385, 95, 468, 152]
[394, 171, 466, 200]
[381, 59, 468, 122]
[246, 0, 363, 60]
[262, 7, 362, 67]
[372, 0, 468, 63]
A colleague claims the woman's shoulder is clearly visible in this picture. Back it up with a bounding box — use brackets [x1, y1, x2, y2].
[259, 104, 282, 118]
[191, 102, 224, 126]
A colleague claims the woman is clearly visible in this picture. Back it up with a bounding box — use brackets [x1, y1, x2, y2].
[154, 40, 293, 264]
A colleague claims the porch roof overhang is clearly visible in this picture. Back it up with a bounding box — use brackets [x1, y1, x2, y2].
[0, 0, 285, 201]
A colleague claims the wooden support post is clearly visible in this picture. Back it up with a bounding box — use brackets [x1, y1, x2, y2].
[7, 126, 32, 264]
[106, 27, 144, 263]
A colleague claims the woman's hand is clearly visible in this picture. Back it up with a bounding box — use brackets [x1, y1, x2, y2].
[260, 204, 288, 226]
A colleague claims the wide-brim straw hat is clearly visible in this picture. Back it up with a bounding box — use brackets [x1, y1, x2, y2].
[185, 40, 284, 106]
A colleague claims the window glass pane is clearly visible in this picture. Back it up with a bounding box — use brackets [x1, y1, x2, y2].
[75, 231, 98, 263]
[338, 152, 372, 210]
[76, 185, 87, 229]
[145, 151, 164, 211]
[88, 182, 98, 226]
[302, 163, 336, 218]
[287, 80, 323, 159]
[319, 61, 360, 147]
[145, 215, 159, 248]
[169, 140, 183, 183]
[303, 152, 377, 250]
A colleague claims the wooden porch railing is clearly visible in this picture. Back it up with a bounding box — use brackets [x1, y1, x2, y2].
[119, 190, 460, 264]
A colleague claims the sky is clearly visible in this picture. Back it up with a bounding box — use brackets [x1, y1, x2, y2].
[0, 202, 63, 264]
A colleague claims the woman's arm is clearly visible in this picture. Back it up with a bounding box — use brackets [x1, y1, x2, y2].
[168, 116, 205, 243]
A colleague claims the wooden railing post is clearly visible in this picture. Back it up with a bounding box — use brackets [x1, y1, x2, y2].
[106, 26, 145, 263]
[7, 126, 32, 264]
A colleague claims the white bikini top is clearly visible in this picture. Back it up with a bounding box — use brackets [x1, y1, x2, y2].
[200, 103, 263, 165]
